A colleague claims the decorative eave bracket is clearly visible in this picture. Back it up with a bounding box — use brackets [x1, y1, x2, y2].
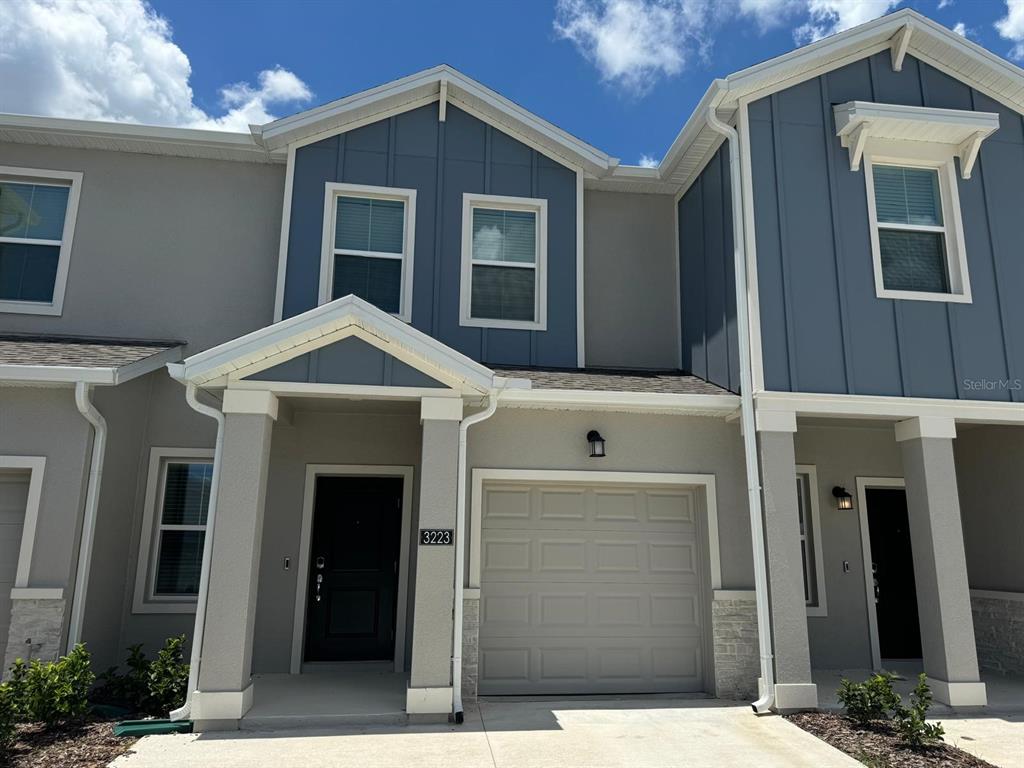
[890, 23, 913, 73]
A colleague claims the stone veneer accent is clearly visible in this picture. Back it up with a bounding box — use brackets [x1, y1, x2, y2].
[971, 591, 1024, 677]
[462, 594, 480, 703]
[712, 595, 760, 700]
[3, 598, 67, 673]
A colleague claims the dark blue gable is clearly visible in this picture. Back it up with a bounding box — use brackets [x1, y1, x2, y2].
[749, 51, 1024, 402]
[281, 104, 578, 368]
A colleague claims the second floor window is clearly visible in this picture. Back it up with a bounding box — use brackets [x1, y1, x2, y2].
[319, 183, 416, 321]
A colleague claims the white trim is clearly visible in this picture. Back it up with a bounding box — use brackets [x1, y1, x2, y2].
[10, 587, 63, 600]
[756, 409, 797, 433]
[229, 380, 458, 401]
[713, 589, 756, 601]
[273, 144, 297, 322]
[970, 589, 1024, 602]
[796, 464, 828, 617]
[132, 448, 215, 615]
[222, 389, 280, 419]
[576, 171, 585, 368]
[498, 387, 739, 416]
[438, 78, 448, 122]
[459, 192, 548, 331]
[736, 99, 766, 394]
[0, 166, 83, 317]
[891, 23, 913, 72]
[290, 464, 414, 675]
[318, 182, 417, 323]
[420, 396, 464, 422]
[0, 345, 182, 386]
[406, 686, 453, 714]
[927, 677, 987, 707]
[862, 150, 972, 304]
[894, 416, 956, 442]
[191, 685, 254, 721]
[855, 475, 906, 670]
[0, 456, 46, 589]
[755, 390, 1024, 425]
[469, 468, 721, 591]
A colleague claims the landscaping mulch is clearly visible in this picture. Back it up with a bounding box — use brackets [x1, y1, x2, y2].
[2, 717, 137, 768]
[787, 711, 996, 768]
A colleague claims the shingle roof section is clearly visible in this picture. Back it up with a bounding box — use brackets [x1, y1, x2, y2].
[493, 367, 732, 395]
[0, 334, 183, 369]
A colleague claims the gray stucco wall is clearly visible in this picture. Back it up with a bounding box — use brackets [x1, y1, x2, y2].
[678, 144, 739, 393]
[282, 104, 578, 368]
[751, 51, 1024, 401]
[0, 143, 283, 354]
[584, 190, 680, 370]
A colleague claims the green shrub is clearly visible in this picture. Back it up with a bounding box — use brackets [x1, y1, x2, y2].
[147, 635, 189, 715]
[95, 644, 150, 709]
[9, 644, 94, 725]
[0, 683, 16, 753]
[892, 674, 944, 748]
[837, 673, 900, 725]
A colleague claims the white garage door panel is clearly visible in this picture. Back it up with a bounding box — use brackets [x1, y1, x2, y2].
[479, 481, 707, 695]
[0, 476, 28, 651]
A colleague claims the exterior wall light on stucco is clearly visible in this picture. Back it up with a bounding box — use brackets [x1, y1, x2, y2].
[832, 486, 854, 510]
[587, 430, 606, 458]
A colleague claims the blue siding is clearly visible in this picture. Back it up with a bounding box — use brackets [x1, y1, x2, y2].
[750, 52, 1024, 401]
[678, 144, 740, 393]
[281, 104, 578, 368]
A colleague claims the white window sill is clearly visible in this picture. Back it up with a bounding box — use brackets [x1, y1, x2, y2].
[0, 299, 62, 316]
[876, 288, 972, 304]
[131, 599, 198, 615]
[460, 317, 547, 332]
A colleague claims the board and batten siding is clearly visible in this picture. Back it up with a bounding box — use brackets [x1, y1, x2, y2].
[678, 144, 740, 394]
[750, 51, 1024, 401]
[280, 104, 578, 369]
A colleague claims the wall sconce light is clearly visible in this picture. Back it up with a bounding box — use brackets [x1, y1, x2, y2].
[587, 430, 606, 458]
[832, 486, 854, 510]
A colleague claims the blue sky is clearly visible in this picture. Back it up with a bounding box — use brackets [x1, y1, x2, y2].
[2, 0, 1023, 166]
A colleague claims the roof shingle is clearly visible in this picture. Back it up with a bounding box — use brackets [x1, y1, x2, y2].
[0, 334, 183, 369]
[493, 367, 732, 395]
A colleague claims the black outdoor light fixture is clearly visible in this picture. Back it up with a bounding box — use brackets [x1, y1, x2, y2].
[587, 430, 606, 458]
[832, 486, 854, 510]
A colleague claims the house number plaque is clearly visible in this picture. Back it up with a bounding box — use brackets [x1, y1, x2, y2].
[420, 528, 454, 545]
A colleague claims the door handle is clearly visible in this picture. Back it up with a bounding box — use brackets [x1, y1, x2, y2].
[315, 573, 323, 603]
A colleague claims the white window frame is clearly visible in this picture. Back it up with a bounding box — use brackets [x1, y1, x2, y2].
[459, 192, 548, 331]
[0, 166, 83, 316]
[132, 447, 215, 614]
[863, 142, 971, 304]
[796, 464, 828, 617]
[318, 182, 416, 322]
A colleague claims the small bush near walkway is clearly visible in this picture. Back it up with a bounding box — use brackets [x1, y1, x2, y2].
[94, 634, 189, 716]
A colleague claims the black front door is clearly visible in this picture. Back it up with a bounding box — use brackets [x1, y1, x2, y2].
[866, 488, 922, 660]
[304, 475, 403, 662]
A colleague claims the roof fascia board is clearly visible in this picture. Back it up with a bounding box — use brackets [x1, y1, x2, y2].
[0, 344, 183, 386]
[110, 345, 185, 385]
[499, 387, 739, 416]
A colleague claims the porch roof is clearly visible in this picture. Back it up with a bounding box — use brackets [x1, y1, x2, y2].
[0, 333, 184, 385]
[493, 367, 732, 396]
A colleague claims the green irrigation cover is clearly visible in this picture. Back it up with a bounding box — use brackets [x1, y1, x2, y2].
[113, 719, 193, 737]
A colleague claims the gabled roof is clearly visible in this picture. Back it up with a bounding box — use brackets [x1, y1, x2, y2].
[168, 294, 520, 393]
[0, 334, 183, 385]
[253, 65, 618, 176]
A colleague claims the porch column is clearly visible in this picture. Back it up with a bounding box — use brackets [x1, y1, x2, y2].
[895, 417, 986, 706]
[406, 396, 463, 717]
[756, 410, 818, 711]
[193, 390, 277, 725]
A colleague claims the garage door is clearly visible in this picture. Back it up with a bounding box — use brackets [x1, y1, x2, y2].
[0, 474, 28, 649]
[478, 479, 707, 695]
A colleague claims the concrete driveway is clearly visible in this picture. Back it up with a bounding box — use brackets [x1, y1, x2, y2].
[111, 698, 860, 768]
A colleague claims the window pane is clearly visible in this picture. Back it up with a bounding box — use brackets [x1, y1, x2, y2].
[472, 208, 536, 264]
[161, 462, 213, 525]
[0, 182, 69, 240]
[335, 196, 404, 254]
[155, 530, 204, 596]
[333, 253, 401, 313]
[880, 230, 950, 293]
[873, 166, 942, 227]
[471, 264, 535, 321]
[0, 242, 59, 302]
[796, 475, 817, 607]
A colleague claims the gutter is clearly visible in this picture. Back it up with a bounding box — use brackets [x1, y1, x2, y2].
[704, 105, 776, 714]
[167, 375, 226, 722]
[451, 389, 501, 723]
[66, 382, 108, 649]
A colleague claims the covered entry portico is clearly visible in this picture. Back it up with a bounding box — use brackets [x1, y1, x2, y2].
[167, 295, 524, 729]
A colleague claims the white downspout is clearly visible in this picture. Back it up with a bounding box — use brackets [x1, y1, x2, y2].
[67, 382, 108, 649]
[451, 389, 501, 722]
[705, 104, 776, 714]
[169, 380, 225, 721]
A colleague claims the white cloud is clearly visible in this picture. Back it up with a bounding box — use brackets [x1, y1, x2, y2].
[638, 153, 659, 167]
[554, 0, 712, 94]
[0, 0, 312, 131]
[952, 21, 967, 36]
[938, 0, 953, 8]
[996, 0, 1024, 60]
[738, 0, 803, 31]
[794, 0, 899, 43]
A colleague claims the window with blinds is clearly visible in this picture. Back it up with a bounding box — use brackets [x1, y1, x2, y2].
[0, 180, 71, 303]
[153, 461, 213, 597]
[871, 164, 951, 294]
[330, 194, 408, 314]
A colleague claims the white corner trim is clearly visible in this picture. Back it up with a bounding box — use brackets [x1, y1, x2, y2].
[0, 456, 46, 589]
[191, 685, 254, 720]
[894, 416, 956, 442]
[273, 144, 297, 323]
[927, 678, 987, 707]
[576, 171, 586, 368]
[290, 465, 414, 675]
[756, 409, 797, 433]
[421, 396, 464, 422]
[737, 99, 766, 394]
[469, 469, 721, 591]
[222, 389, 280, 419]
[132, 447, 214, 615]
[10, 587, 64, 600]
[0, 166, 83, 318]
[438, 78, 448, 122]
[406, 686, 453, 714]
[459, 192, 548, 331]
[796, 464, 828, 618]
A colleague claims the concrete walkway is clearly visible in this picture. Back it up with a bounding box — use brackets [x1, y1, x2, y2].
[939, 714, 1024, 768]
[111, 698, 861, 768]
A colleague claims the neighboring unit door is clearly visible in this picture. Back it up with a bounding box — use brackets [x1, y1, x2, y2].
[0, 474, 28, 650]
[866, 488, 923, 660]
[478, 480, 707, 695]
[304, 476, 403, 662]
